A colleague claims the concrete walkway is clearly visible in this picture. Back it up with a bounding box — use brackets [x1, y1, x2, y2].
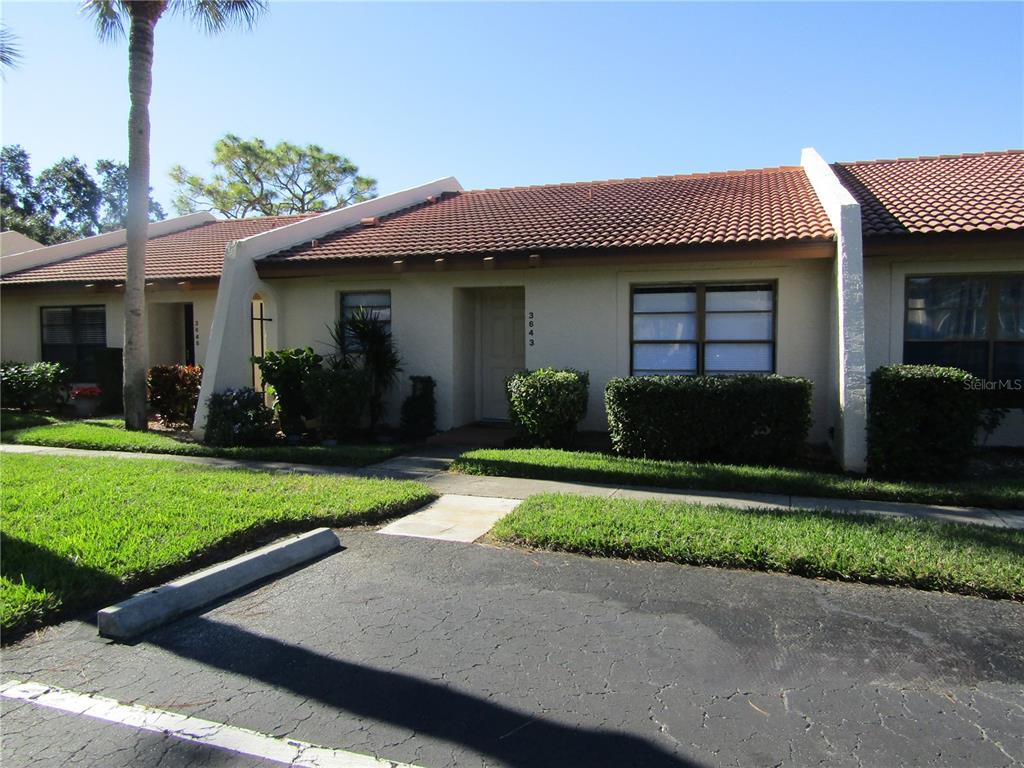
[4, 442, 1023, 529]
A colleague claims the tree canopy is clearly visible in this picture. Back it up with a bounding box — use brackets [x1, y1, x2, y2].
[169, 134, 377, 218]
[0, 145, 166, 244]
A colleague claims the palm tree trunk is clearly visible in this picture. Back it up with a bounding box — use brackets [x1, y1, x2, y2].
[123, 5, 162, 430]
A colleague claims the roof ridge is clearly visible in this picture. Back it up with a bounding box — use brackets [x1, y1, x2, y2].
[466, 165, 805, 194]
[835, 149, 1024, 167]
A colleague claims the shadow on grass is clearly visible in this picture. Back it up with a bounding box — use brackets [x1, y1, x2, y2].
[0, 533, 121, 640]
[0, 489, 432, 641]
[1, 533, 121, 602]
[0, 412, 59, 432]
[151, 616, 701, 768]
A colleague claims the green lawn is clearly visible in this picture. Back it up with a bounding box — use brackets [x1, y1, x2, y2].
[0, 416, 400, 467]
[493, 494, 1024, 600]
[0, 453, 434, 637]
[453, 448, 1024, 510]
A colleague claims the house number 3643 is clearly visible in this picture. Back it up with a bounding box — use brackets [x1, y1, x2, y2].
[528, 311, 535, 346]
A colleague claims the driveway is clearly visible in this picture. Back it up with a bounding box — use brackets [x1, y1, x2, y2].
[2, 531, 1022, 767]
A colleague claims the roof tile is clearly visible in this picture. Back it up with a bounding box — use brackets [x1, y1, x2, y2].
[263, 166, 835, 265]
[833, 150, 1024, 237]
[1, 215, 316, 285]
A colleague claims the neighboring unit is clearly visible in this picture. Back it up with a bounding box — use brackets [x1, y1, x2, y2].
[2, 148, 1020, 469]
[1, 213, 314, 377]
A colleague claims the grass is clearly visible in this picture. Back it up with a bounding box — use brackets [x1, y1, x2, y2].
[492, 494, 1024, 600]
[0, 452, 435, 637]
[0, 416, 401, 467]
[452, 448, 1024, 510]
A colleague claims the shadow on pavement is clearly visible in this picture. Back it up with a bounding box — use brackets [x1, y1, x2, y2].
[149, 616, 703, 768]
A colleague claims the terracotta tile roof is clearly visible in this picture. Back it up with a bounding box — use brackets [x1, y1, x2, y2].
[833, 150, 1024, 237]
[1, 214, 316, 285]
[264, 166, 835, 265]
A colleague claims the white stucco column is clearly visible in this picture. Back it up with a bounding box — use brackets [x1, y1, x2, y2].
[801, 147, 868, 472]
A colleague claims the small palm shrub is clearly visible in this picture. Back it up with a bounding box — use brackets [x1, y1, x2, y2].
[332, 310, 402, 434]
[507, 368, 589, 448]
[203, 387, 277, 447]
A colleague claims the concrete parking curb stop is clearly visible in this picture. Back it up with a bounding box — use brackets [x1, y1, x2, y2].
[97, 528, 341, 640]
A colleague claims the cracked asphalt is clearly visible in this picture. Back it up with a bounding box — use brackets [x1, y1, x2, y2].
[2, 530, 1022, 767]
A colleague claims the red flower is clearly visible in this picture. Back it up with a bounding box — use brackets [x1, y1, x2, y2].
[71, 385, 103, 400]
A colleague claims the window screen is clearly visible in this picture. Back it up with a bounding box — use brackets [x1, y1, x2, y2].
[40, 305, 106, 380]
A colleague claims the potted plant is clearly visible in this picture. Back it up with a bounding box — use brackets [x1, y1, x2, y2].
[70, 385, 103, 418]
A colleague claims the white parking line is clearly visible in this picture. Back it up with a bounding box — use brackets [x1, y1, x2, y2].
[1, 680, 422, 768]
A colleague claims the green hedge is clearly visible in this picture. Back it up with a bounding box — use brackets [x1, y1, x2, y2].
[605, 375, 812, 465]
[507, 368, 589, 447]
[867, 365, 980, 480]
[0, 361, 70, 411]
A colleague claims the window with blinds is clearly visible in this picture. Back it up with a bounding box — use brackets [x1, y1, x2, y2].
[631, 283, 775, 376]
[340, 292, 391, 351]
[904, 274, 1024, 382]
[40, 305, 106, 380]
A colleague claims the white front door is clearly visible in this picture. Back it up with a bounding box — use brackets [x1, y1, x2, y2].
[478, 288, 525, 421]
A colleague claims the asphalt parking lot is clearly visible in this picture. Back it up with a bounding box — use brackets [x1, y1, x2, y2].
[2, 530, 1022, 767]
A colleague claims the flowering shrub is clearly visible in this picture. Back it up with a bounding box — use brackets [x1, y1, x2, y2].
[203, 387, 276, 447]
[70, 385, 103, 400]
[148, 365, 203, 427]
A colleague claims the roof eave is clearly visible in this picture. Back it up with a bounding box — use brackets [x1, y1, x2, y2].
[255, 238, 836, 279]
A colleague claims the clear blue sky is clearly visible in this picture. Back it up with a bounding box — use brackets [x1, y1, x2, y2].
[2, 2, 1022, 214]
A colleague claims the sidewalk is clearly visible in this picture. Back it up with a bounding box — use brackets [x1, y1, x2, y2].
[4, 442, 1023, 529]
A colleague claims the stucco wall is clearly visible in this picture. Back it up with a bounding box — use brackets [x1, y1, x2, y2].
[268, 257, 834, 440]
[0, 287, 218, 375]
[863, 247, 1024, 446]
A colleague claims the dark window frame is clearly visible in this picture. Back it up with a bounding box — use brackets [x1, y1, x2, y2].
[903, 272, 1024, 381]
[629, 281, 778, 376]
[39, 304, 107, 381]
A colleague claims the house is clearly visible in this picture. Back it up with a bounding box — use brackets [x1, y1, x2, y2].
[0, 212, 313, 379]
[2, 148, 1020, 470]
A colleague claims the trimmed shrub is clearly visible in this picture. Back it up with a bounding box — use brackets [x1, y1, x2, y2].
[203, 387, 277, 447]
[304, 365, 369, 440]
[148, 364, 203, 427]
[605, 375, 812, 466]
[400, 375, 436, 440]
[867, 364, 980, 480]
[252, 347, 323, 435]
[0, 361, 71, 411]
[507, 368, 589, 448]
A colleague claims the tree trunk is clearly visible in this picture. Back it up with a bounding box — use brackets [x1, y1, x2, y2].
[123, 5, 163, 430]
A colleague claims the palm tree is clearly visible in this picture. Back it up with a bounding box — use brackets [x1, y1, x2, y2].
[82, 0, 266, 430]
[0, 24, 23, 72]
